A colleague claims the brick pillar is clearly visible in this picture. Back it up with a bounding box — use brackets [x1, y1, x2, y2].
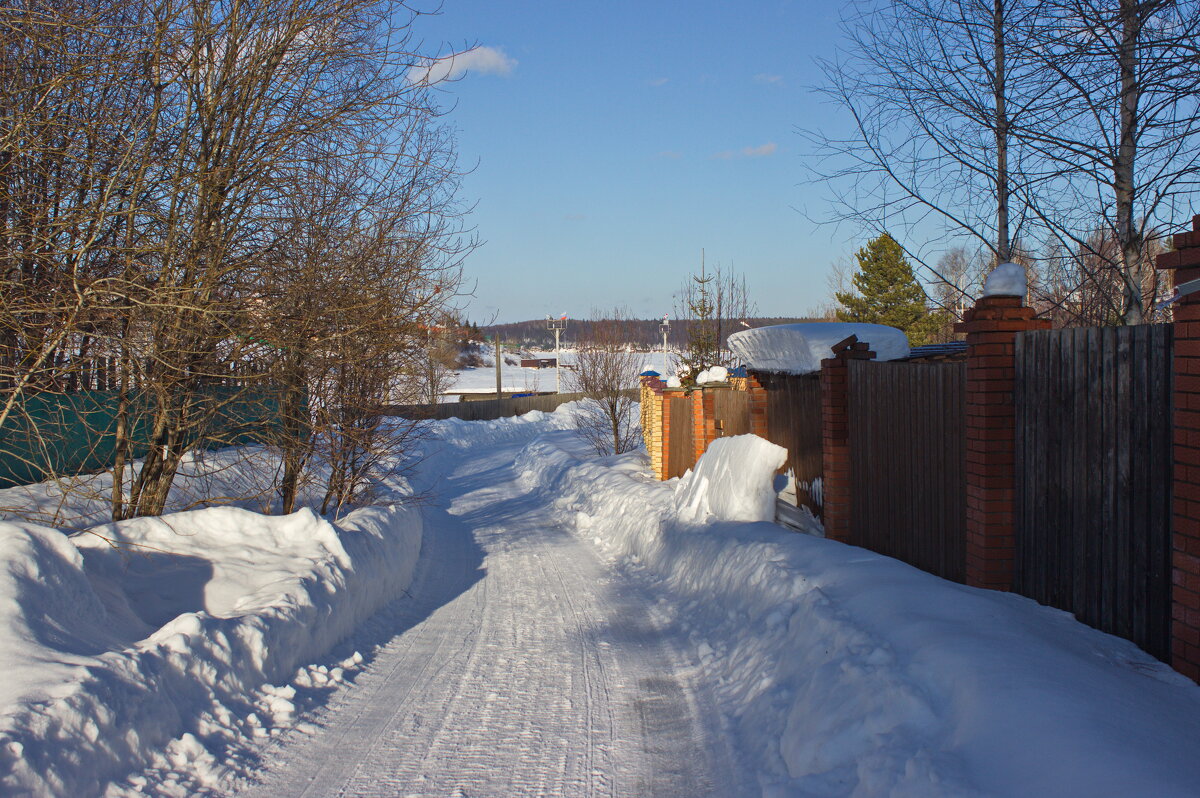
[640, 375, 667, 480]
[747, 372, 769, 438]
[1157, 214, 1200, 682]
[692, 388, 711, 463]
[820, 336, 875, 543]
[955, 295, 1049, 591]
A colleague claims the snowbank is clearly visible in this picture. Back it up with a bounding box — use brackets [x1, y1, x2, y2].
[0, 503, 420, 796]
[515, 430, 1200, 797]
[728, 322, 910, 374]
[674, 435, 787, 524]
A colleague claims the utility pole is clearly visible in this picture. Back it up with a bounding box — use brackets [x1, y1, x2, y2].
[494, 335, 502, 398]
[659, 314, 670, 376]
[546, 314, 568, 393]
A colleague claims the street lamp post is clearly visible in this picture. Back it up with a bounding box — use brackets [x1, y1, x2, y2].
[659, 314, 670, 376]
[546, 314, 568, 393]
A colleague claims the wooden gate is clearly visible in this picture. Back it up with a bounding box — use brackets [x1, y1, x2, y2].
[710, 387, 750, 438]
[848, 360, 966, 582]
[666, 395, 695, 478]
[1014, 324, 1173, 660]
[753, 372, 823, 516]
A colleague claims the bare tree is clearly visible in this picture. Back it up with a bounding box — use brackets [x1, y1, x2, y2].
[1023, 0, 1200, 324]
[567, 310, 642, 457]
[808, 0, 1054, 281]
[0, 0, 471, 520]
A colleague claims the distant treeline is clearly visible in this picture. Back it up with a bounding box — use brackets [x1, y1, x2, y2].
[484, 317, 822, 350]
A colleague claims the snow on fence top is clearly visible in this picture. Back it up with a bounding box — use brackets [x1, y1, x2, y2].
[982, 261, 1026, 297]
[727, 322, 910, 374]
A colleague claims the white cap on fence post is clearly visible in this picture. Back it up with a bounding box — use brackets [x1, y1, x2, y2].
[982, 262, 1026, 298]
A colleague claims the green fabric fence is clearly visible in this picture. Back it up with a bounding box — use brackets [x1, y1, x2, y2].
[0, 387, 291, 489]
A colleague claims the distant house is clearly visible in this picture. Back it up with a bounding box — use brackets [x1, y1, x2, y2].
[521, 358, 558, 369]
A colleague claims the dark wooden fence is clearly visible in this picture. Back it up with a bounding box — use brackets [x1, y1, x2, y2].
[753, 371, 823, 516]
[666, 395, 695, 478]
[386, 389, 638, 422]
[1014, 324, 1173, 661]
[848, 360, 967, 582]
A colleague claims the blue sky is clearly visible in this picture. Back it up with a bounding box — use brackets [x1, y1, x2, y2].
[411, 0, 854, 324]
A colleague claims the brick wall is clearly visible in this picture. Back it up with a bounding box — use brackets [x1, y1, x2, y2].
[1157, 215, 1200, 682]
[954, 295, 1049, 591]
[819, 336, 875, 543]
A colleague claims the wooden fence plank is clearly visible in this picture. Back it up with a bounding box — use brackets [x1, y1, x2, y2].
[1014, 324, 1172, 661]
[848, 359, 966, 582]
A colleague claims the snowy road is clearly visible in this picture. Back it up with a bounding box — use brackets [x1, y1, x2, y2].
[236, 437, 749, 798]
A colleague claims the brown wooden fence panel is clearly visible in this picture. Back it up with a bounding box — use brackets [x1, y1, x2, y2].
[1014, 324, 1173, 661]
[848, 360, 966, 582]
[711, 387, 751, 438]
[753, 371, 823, 517]
[667, 395, 695, 478]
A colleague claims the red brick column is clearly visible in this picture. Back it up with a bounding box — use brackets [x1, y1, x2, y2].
[747, 373, 769, 438]
[692, 387, 713, 462]
[1157, 214, 1200, 681]
[955, 296, 1049, 591]
[820, 336, 875, 543]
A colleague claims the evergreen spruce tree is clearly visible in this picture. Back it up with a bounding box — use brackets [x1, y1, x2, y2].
[835, 233, 945, 346]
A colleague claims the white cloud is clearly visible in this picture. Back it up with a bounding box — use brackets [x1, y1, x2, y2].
[743, 142, 778, 157]
[754, 73, 783, 85]
[409, 46, 517, 85]
[648, 77, 669, 87]
[712, 142, 778, 160]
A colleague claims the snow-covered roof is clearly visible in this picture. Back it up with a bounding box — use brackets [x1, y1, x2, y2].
[727, 322, 911, 374]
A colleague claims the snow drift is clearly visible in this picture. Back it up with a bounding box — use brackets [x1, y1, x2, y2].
[515, 428, 1200, 797]
[0, 503, 421, 796]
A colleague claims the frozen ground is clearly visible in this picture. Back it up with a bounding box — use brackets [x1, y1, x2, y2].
[3, 405, 1200, 797]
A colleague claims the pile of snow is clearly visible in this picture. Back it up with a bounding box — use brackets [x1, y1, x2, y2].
[728, 322, 910, 374]
[983, 262, 1027, 297]
[513, 429, 1200, 796]
[674, 435, 787, 524]
[694, 365, 729, 385]
[0, 495, 421, 795]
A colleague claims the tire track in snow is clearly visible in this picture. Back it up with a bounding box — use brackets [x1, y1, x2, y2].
[233, 438, 749, 797]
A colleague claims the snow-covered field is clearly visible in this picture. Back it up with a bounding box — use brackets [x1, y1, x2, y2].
[2, 404, 1200, 796]
[446, 348, 677, 397]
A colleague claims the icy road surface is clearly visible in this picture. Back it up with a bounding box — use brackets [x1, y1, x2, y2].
[237, 438, 749, 798]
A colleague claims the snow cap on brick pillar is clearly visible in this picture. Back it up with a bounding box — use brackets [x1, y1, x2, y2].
[1156, 213, 1200, 683]
[955, 273, 1049, 592]
[819, 335, 875, 544]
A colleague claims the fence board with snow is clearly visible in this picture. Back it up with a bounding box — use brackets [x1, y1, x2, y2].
[752, 371, 823, 517]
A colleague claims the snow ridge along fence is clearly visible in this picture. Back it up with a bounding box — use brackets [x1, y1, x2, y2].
[642, 285, 1190, 677]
